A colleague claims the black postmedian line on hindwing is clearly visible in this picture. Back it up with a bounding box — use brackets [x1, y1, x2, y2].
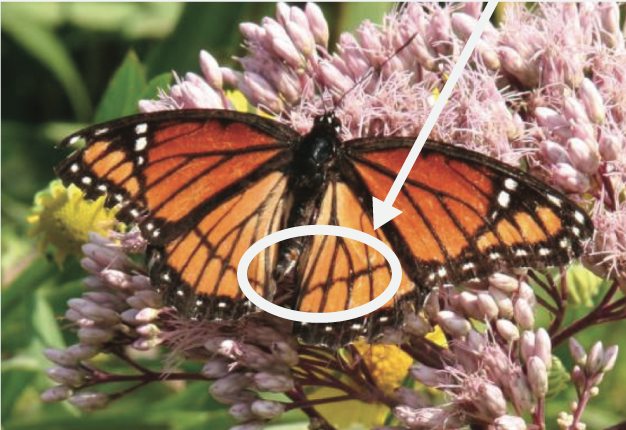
[359, 210, 376, 310]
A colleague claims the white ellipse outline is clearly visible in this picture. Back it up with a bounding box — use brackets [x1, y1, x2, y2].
[237, 225, 402, 323]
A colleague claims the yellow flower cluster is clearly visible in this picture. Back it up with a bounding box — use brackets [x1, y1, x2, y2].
[28, 180, 118, 266]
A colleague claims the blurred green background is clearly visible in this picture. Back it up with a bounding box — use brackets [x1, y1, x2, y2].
[1, 3, 624, 430]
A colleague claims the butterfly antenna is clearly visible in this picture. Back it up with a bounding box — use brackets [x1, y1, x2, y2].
[335, 31, 421, 110]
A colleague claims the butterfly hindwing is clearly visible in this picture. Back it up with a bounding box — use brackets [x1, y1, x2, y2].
[294, 178, 419, 346]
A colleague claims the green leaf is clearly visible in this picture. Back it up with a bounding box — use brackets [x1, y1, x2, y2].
[94, 51, 147, 123]
[1, 369, 37, 423]
[336, 2, 393, 32]
[145, 3, 275, 75]
[1, 9, 92, 121]
[31, 290, 65, 349]
[1, 257, 57, 320]
[140, 73, 173, 102]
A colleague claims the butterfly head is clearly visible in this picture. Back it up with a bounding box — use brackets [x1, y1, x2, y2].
[313, 113, 342, 136]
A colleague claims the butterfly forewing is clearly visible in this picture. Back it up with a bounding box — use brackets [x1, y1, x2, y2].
[57, 109, 299, 320]
[346, 137, 593, 287]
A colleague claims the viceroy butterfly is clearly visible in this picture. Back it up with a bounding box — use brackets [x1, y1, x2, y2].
[56, 108, 593, 346]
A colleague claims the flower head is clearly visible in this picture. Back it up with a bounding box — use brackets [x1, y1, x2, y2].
[28, 180, 119, 266]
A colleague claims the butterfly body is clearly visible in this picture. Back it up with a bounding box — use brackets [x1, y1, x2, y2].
[57, 108, 593, 346]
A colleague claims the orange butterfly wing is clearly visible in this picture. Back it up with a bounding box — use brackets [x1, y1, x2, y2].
[293, 179, 417, 345]
[346, 138, 593, 288]
[57, 109, 299, 319]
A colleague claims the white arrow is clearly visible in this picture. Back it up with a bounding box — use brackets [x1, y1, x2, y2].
[372, 0, 499, 230]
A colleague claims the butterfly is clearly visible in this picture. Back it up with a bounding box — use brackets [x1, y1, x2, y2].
[56, 108, 593, 346]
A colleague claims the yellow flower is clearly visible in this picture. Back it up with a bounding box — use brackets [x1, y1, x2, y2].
[311, 324, 448, 428]
[225, 90, 250, 113]
[28, 180, 119, 266]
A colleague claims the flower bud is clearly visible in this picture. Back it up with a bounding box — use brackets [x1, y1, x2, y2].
[136, 323, 160, 337]
[477, 292, 499, 320]
[286, 20, 315, 57]
[540, 140, 571, 164]
[132, 337, 162, 351]
[210, 373, 252, 399]
[127, 290, 161, 309]
[459, 291, 483, 319]
[494, 415, 527, 430]
[518, 282, 537, 307]
[585, 341, 604, 376]
[305, 2, 329, 47]
[437, 310, 471, 337]
[534, 328, 552, 369]
[551, 162, 590, 193]
[68, 392, 109, 411]
[571, 121, 596, 144]
[41, 385, 72, 402]
[499, 46, 538, 87]
[230, 403, 254, 422]
[579, 78, 605, 124]
[253, 372, 294, 392]
[488, 287, 514, 319]
[479, 383, 507, 420]
[489, 273, 520, 293]
[563, 97, 590, 125]
[571, 365, 585, 389]
[271, 341, 298, 367]
[199, 50, 222, 89]
[601, 345, 618, 372]
[67, 343, 100, 360]
[46, 367, 86, 387]
[535, 107, 570, 139]
[496, 319, 520, 342]
[599, 2, 623, 49]
[251, 399, 285, 419]
[566, 138, 600, 174]
[569, 337, 587, 366]
[520, 331, 536, 363]
[527, 356, 548, 398]
[202, 358, 231, 379]
[599, 134, 621, 161]
[44, 348, 78, 367]
[319, 61, 354, 95]
[77, 327, 112, 345]
[394, 387, 427, 409]
[513, 299, 535, 330]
